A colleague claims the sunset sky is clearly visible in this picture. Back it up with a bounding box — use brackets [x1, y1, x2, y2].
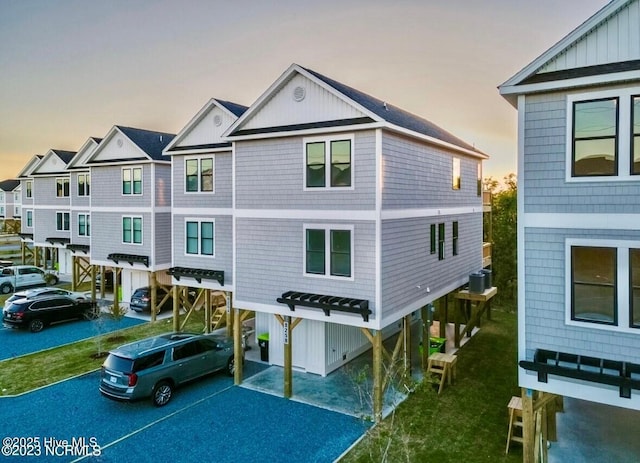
[0, 0, 610, 180]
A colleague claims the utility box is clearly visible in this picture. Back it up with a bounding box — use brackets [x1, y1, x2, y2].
[258, 333, 269, 362]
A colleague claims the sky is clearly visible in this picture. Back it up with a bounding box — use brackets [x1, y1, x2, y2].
[0, 0, 611, 181]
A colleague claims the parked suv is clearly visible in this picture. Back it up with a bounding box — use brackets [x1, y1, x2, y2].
[130, 287, 172, 314]
[2, 295, 99, 332]
[0, 265, 54, 294]
[99, 332, 238, 406]
[4, 287, 89, 306]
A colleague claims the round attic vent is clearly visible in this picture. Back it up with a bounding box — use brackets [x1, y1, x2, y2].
[213, 115, 222, 127]
[117, 138, 123, 148]
[293, 86, 306, 102]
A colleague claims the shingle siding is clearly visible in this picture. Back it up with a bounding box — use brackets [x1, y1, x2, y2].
[154, 212, 172, 265]
[91, 165, 152, 208]
[235, 218, 376, 313]
[381, 213, 482, 317]
[172, 151, 232, 209]
[90, 211, 152, 263]
[235, 131, 376, 210]
[523, 227, 640, 364]
[381, 132, 482, 209]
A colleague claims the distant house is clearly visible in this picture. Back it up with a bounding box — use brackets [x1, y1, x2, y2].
[0, 179, 20, 220]
[225, 64, 488, 376]
[499, 0, 640, 409]
[84, 126, 175, 306]
[27, 149, 77, 274]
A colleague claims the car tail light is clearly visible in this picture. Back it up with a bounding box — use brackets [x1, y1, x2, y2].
[142, 296, 149, 302]
[15, 312, 24, 319]
[127, 373, 138, 386]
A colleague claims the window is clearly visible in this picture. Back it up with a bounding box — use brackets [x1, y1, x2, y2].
[572, 98, 618, 176]
[477, 163, 482, 196]
[26, 180, 32, 198]
[438, 223, 445, 260]
[571, 246, 616, 325]
[185, 220, 214, 256]
[14, 206, 19, 216]
[26, 210, 32, 227]
[0, 192, 3, 201]
[633, 96, 640, 175]
[304, 225, 352, 278]
[452, 158, 461, 190]
[122, 167, 142, 195]
[452, 221, 459, 256]
[0, 206, 4, 216]
[78, 213, 90, 237]
[56, 212, 70, 231]
[430, 224, 436, 254]
[185, 158, 214, 192]
[77, 173, 90, 196]
[122, 216, 142, 244]
[631, 249, 640, 328]
[304, 136, 353, 189]
[56, 178, 70, 197]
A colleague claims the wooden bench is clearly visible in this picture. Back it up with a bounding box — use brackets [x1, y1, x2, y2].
[427, 352, 457, 394]
[505, 396, 524, 454]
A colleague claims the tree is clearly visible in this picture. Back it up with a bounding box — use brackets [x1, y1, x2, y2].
[485, 174, 517, 307]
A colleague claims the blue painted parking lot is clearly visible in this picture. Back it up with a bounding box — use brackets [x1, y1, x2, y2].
[0, 366, 368, 462]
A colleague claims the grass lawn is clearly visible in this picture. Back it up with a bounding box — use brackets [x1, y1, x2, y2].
[343, 308, 522, 463]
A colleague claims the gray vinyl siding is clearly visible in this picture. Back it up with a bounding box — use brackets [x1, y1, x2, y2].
[523, 227, 640, 365]
[155, 164, 172, 207]
[154, 212, 172, 265]
[34, 177, 71, 207]
[523, 91, 640, 213]
[381, 132, 482, 209]
[91, 165, 152, 208]
[90, 211, 153, 264]
[171, 214, 233, 284]
[34, 209, 68, 243]
[381, 213, 482, 317]
[172, 152, 232, 208]
[70, 171, 90, 208]
[235, 131, 376, 210]
[235, 218, 376, 315]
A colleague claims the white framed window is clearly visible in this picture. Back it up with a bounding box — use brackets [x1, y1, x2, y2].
[25, 210, 33, 228]
[78, 213, 90, 237]
[56, 211, 70, 231]
[56, 178, 70, 197]
[566, 87, 640, 181]
[303, 224, 354, 280]
[0, 192, 4, 202]
[122, 216, 142, 244]
[452, 158, 461, 190]
[25, 180, 32, 198]
[14, 206, 19, 216]
[0, 206, 4, 216]
[185, 219, 215, 256]
[185, 157, 214, 193]
[565, 238, 640, 333]
[77, 173, 90, 196]
[303, 134, 354, 190]
[122, 167, 142, 195]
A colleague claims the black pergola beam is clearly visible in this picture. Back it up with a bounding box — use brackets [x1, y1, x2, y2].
[66, 244, 90, 254]
[107, 253, 149, 267]
[166, 266, 224, 286]
[277, 290, 371, 322]
[520, 348, 640, 399]
[46, 237, 70, 245]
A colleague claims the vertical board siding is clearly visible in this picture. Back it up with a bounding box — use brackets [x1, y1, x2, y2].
[539, 0, 640, 73]
[523, 227, 640, 364]
[178, 106, 236, 147]
[326, 322, 369, 372]
[235, 218, 376, 318]
[524, 92, 640, 213]
[235, 131, 376, 210]
[171, 151, 233, 209]
[381, 132, 482, 209]
[172, 214, 233, 285]
[381, 213, 482, 317]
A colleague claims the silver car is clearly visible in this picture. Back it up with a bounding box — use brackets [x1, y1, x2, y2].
[99, 332, 238, 406]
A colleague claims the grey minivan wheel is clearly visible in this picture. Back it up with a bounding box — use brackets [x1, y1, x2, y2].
[29, 319, 44, 333]
[0, 283, 12, 294]
[152, 381, 173, 407]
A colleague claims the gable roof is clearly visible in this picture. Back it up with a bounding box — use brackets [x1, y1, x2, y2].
[117, 126, 175, 160]
[499, 0, 639, 105]
[163, 98, 248, 155]
[16, 155, 43, 178]
[31, 149, 77, 176]
[226, 63, 486, 158]
[66, 137, 103, 170]
[0, 179, 20, 192]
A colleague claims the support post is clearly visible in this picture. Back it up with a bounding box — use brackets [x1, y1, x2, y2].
[439, 296, 448, 338]
[421, 305, 429, 370]
[234, 307, 243, 385]
[150, 271, 157, 323]
[522, 388, 535, 463]
[112, 268, 120, 315]
[90, 265, 96, 304]
[373, 329, 383, 422]
[71, 255, 77, 291]
[284, 315, 292, 398]
[226, 293, 233, 337]
[403, 314, 412, 377]
[21, 241, 25, 265]
[100, 266, 105, 300]
[172, 285, 180, 332]
[204, 289, 211, 333]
